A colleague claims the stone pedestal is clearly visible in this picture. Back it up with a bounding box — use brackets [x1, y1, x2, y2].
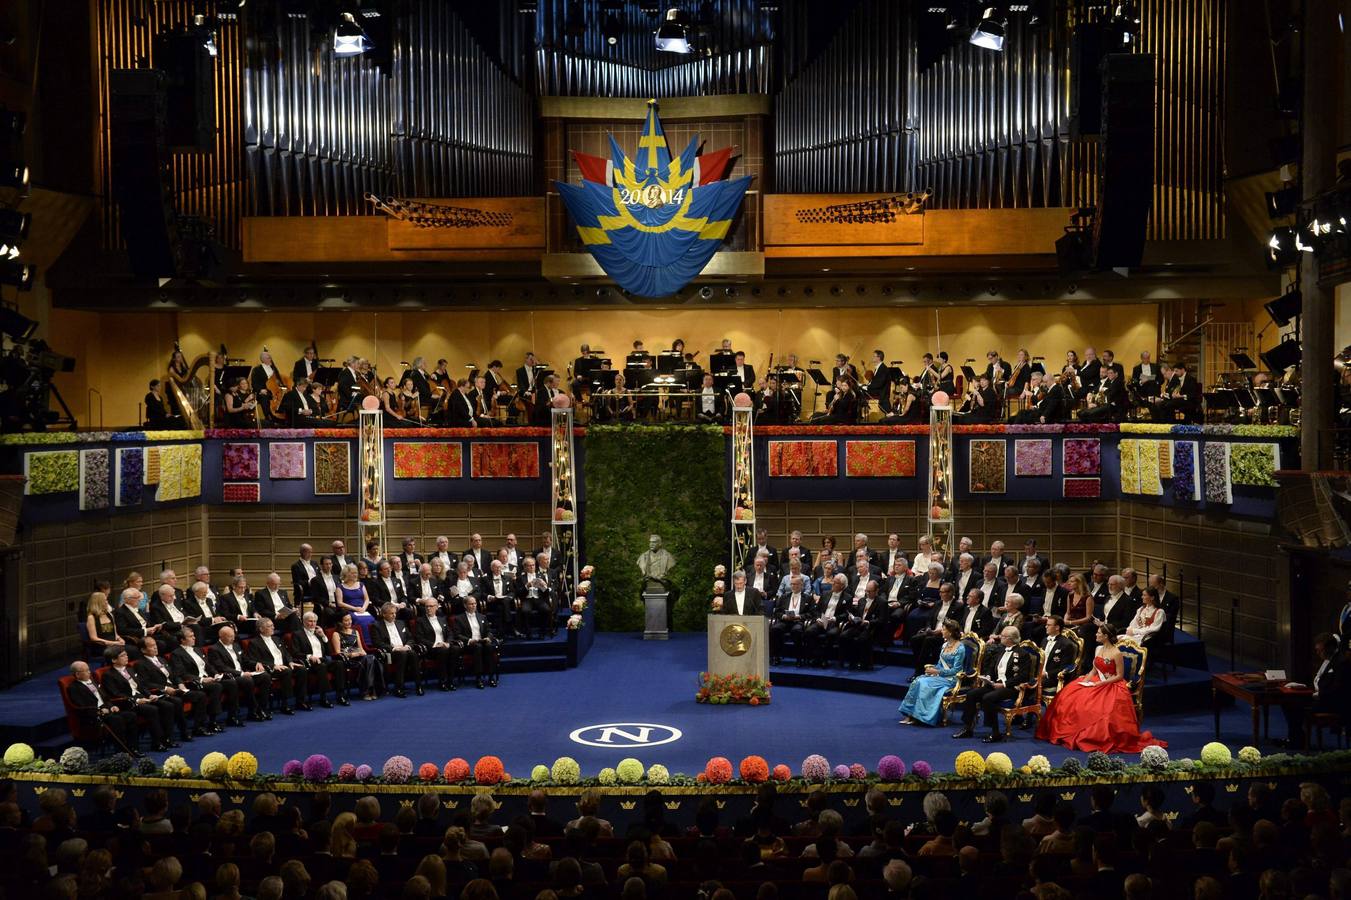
[642, 591, 669, 640]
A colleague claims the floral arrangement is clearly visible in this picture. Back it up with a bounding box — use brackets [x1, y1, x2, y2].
[355, 765, 373, 781]
[1118, 439, 1140, 494]
[1140, 745, 1169, 770]
[268, 442, 307, 479]
[382, 756, 413, 783]
[1238, 746, 1261, 765]
[954, 751, 986, 778]
[1026, 755, 1051, 775]
[531, 765, 550, 781]
[598, 767, 617, 785]
[222, 443, 260, 481]
[1172, 441, 1200, 501]
[833, 764, 851, 779]
[474, 756, 506, 785]
[877, 756, 906, 780]
[566, 614, 583, 630]
[581, 565, 595, 579]
[911, 761, 933, 779]
[226, 751, 257, 780]
[163, 755, 191, 778]
[985, 752, 1013, 776]
[616, 758, 644, 784]
[1230, 443, 1280, 487]
[1200, 742, 1232, 766]
[551, 757, 580, 784]
[116, 448, 144, 506]
[1137, 439, 1163, 496]
[200, 752, 228, 779]
[419, 763, 440, 782]
[1063, 438, 1102, 476]
[647, 764, 670, 784]
[1013, 439, 1053, 478]
[25, 451, 78, 495]
[338, 763, 357, 782]
[704, 757, 733, 784]
[443, 758, 471, 782]
[303, 755, 333, 782]
[80, 449, 110, 511]
[157, 444, 203, 502]
[696, 672, 770, 705]
[1203, 443, 1233, 504]
[739, 755, 769, 783]
[59, 747, 89, 774]
[969, 439, 1007, 493]
[772, 764, 791, 781]
[801, 754, 830, 782]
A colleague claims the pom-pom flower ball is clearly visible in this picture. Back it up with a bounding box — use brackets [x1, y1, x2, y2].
[337, 763, 357, 782]
[877, 756, 906, 780]
[911, 761, 933, 779]
[474, 756, 506, 785]
[1140, 745, 1169, 770]
[531, 765, 550, 782]
[1059, 758, 1082, 775]
[551, 757, 580, 784]
[282, 759, 303, 778]
[227, 752, 258, 780]
[739, 756, 769, 783]
[616, 758, 644, 784]
[200, 752, 229, 779]
[984, 752, 1013, 777]
[704, 757, 733, 784]
[1200, 742, 1232, 766]
[1087, 751, 1112, 772]
[303, 755, 333, 782]
[647, 764, 670, 784]
[832, 764, 851, 779]
[954, 750, 986, 778]
[59, 747, 90, 774]
[355, 764, 373, 781]
[1238, 746, 1261, 765]
[598, 767, 617, 785]
[772, 764, 791, 781]
[849, 763, 868, 780]
[163, 755, 190, 777]
[419, 763, 440, 782]
[3, 743, 34, 766]
[443, 758, 471, 782]
[801, 755, 830, 781]
[1025, 755, 1051, 776]
[383, 756, 413, 783]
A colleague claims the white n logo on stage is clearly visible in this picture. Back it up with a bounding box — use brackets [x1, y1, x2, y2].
[569, 722, 683, 748]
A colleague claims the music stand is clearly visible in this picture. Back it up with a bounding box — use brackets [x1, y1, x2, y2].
[626, 351, 653, 369]
[960, 365, 978, 385]
[574, 356, 602, 379]
[591, 369, 619, 391]
[1031, 362, 1046, 376]
[806, 368, 831, 388]
[709, 350, 735, 374]
[713, 372, 743, 396]
[1277, 386, 1301, 407]
[655, 351, 683, 374]
[1204, 390, 1237, 415]
[1230, 352, 1258, 371]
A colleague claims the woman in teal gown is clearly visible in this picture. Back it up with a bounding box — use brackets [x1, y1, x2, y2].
[898, 619, 967, 726]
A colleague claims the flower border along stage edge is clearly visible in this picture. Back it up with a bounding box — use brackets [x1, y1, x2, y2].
[696, 672, 771, 705]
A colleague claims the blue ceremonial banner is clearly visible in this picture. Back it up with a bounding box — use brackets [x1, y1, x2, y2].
[555, 101, 752, 298]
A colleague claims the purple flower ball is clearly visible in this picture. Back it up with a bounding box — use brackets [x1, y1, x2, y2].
[801, 754, 830, 782]
[337, 763, 357, 781]
[355, 764, 373, 781]
[302, 754, 333, 782]
[911, 760, 932, 779]
[849, 763, 867, 780]
[383, 755, 414, 783]
[877, 756, 906, 780]
[832, 764, 851, 779]
[281, 759, 303, 778]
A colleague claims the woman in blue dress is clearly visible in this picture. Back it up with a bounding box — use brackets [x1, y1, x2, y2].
[337, 563, 376, 637]
[898, 619, 967, 726]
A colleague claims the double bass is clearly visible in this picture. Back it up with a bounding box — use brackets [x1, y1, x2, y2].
[261, 345, 291, 420]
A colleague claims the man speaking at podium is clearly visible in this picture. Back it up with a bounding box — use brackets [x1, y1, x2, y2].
[718, 571, 764, 616]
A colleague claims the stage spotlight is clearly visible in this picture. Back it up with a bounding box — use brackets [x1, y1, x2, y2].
[0, 244, 18, 260]
[193, 14, 218, 57]
[0, 108, 24, 138]
[0, 260, 34, 290]
[1112, 1, 1140, 42]
[1266, 186, 1298, 219]
[1264, 287, 1302, 327]
[655, 8, 692, 53]
[1261, 339, 1302, 372]
[0, 210, 30, 245]
[1267, 226, 1300, 268]
[969, 7, 1007, 51]
[564, 1, 587, 37]
[333, 12, 372, 56]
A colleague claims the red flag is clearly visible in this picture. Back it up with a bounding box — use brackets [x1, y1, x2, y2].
[571, 150, 613, 186]
[695, 146, 735, 185]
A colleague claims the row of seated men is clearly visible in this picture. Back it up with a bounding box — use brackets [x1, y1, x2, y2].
[721, 530, 1176, 676]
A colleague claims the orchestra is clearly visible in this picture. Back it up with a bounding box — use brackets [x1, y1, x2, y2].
[145, 339, 1298, 430]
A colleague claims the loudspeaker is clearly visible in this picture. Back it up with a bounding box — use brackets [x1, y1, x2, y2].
[152, 30, 215, 152]
[109, 69, 184, 280]
[1091, 52, 1154, 270]
[1264, 288, 1302, 327]
[1068, 21, 1128, 138]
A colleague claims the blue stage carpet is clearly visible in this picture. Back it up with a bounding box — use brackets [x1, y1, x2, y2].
[117, 633, 1293, 776]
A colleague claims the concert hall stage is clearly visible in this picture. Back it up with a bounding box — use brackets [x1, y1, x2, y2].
[1, 633, 1282, 777]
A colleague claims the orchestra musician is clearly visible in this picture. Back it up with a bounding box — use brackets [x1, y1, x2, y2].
[336, 357, 362, 415]
[380, 375, 417, 428]
[955, 373, 999, 422]
[571, 345, 597, 401]
[280, 378, 324, 427]
[865, 350, 894, 414]
[516, 352, 541, 402]
[222, 377, 257, 427]
[1077, 347, 1102, 395]
[695, 372, 725, 424]
[292, 345, 320, 384]
[983, 350, 1009, 389]
[1130, 351, 1159, 400]
[484, 360, 512, 410]
[145, 379, 185, 430]
[471, 374, 494, 422]
[531, 373, 562, 425]
[408, 357, 434, 412]
[732, 351, 755, 391]
[249, 350, 282, 424]
[1101, 349, 1125, 381]
[812, 376, 859, 424]
[1076, 364, 1127, 423]
[446, 378, 476, 427]
[1008, 371, 1059, 424]
[879, 377, 925, 424]
[600, 372, 635, 423]
[1150, 360, 1202, 423]
[1006, 349, 1032, 398]
[934, 351, 956, 395]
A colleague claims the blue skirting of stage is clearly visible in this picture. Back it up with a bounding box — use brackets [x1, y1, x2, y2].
[1, 633, 1292, 777]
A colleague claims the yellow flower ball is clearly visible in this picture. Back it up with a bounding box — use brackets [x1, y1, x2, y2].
[955, 750, 986, 778]
[1026, 754, 1052, 776]
[226, 751, 258, 780]
[200, 752, 229, 779]
[984, 752, 1013, 776]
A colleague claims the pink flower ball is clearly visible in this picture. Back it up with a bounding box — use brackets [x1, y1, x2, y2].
[877, 756, 906, 780]
[849, 763, 867, 779]
[355, 764, 373, 781]
[337, 763, 357, 782]
[551, 393, 572, 408]
[302, 755, 333, 782]
[704, 757, 733, 784]
[931, 391, 950, 407]
[733, 392, 753, 408]
[801, 755, 830, 781]
[383, 755, 413, 783]
[911, 760, 932, 779]
[832, 764, 851, 779]
[282, 759, 303, 777]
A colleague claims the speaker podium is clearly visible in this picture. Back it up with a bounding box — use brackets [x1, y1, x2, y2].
[706, 615, 768, 680]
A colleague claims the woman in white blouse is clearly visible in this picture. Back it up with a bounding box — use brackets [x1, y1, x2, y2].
[1126, 586, 1166, 644]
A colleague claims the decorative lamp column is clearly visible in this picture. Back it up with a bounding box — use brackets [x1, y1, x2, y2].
[357, 404, 385, 560]
[927, 391, 954, 560]
[730, 392, 756, 573]
[550, 397, 580, 599]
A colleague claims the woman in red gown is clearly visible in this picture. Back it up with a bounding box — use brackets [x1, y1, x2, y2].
[1036, 623, 1166, 753]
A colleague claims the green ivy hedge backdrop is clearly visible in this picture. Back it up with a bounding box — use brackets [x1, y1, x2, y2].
[583, 425, 725, 632]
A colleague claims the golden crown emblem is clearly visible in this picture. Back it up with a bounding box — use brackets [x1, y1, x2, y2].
[399, 799, 415, 809]
[715, 800, 727, 809]
[1224, 784, 1239, 793]
[1018, 794, 1034, 803]
[665, 801, 681, 810]
[1266, 782, 1277, 790]
[619, 801, 637, 810]
[1162, 811, 1179, 822]
[442, 800, 459, 809]
[230, 795, 245, 804]
[70, 789, 86, 798]
[189, 794, 202, 802]
[798, 799, 810, 807]
[1059, 791, 1077, 801]
[32, 786, 46, 795]
[113, 790, 124, 800]
[887, 798, 904, 806]
[843, 798, 859, 807]
[276, 797, 287, 805]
